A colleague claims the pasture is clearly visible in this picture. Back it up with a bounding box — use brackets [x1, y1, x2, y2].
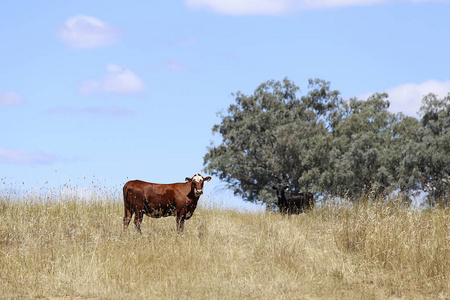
[0, 192, 449, 299]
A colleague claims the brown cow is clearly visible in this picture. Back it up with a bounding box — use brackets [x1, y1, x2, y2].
[123, 173, 211, 233]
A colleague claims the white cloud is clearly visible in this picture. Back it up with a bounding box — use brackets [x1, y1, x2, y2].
[185, 0, 293, 15]
[79, 64, 145, 95]
[0, 147, 56, 164]
[387, 80, 450, 117]
[185, 0, 450, 15]
[0, 92, 25, 106]
[358, 80, 450, 117]
[58, 15, 120, 49]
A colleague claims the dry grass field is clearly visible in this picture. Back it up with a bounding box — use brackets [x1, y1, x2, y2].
[0, 192, 449, 299]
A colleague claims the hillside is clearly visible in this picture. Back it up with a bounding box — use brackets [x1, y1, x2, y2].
[1, 196, 449, 299]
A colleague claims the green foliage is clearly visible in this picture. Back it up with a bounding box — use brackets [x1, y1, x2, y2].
[328, 93, 411, 198]
[204, 79, 450, 207]
[204, 78, 338, 203]
[401, 93, 450, 206]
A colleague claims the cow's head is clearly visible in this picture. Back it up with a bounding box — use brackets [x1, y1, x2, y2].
[272, 185, 289, 203]
[186, 173, 212, 197]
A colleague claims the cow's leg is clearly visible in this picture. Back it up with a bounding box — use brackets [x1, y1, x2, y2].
[134, 210, 143, 234]
[123, 205, 133, 230]
[176, 214, 185, 233]
[309, 198, 315, 210]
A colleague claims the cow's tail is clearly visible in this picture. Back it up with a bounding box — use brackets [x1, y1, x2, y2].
[122, 182, 133, 229]
[123, 182, 129, 204]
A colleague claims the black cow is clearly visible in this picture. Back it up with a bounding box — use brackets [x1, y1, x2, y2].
[272, 185, 315, 214]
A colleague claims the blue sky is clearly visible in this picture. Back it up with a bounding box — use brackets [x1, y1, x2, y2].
[1, 0, 449, 210]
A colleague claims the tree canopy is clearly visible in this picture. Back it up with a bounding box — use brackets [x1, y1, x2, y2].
[203, 78, 450, 207]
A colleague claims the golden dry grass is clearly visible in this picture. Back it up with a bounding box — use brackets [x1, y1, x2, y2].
[0, 194, 449, 299]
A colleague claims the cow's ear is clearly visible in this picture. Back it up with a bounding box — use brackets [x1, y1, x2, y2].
[204, 176, 212, 182]
[272, 186, 277, 190]
[185, 177, 192, 182]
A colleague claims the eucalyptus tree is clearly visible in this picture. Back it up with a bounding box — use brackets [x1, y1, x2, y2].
[203, 78, 339, 204]
[204, 78, 448, 206]
[326, 93, 409, 198]
[400, 93, 450, 206]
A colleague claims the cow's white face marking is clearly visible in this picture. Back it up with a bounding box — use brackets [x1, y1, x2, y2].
[191, 173, 204, 196]
[193, 173, 203, 183]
